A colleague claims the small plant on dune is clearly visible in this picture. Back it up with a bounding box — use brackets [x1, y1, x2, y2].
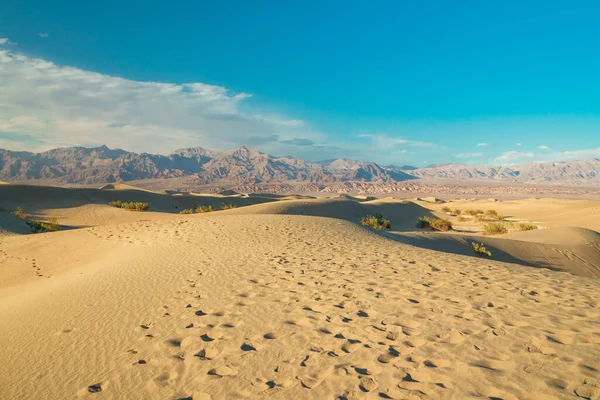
[195, 205, 215, 213]
[12, 206, 28, 220]
[441, 206, 451, 213]
[472, 242, 492, 257]
[42, 217, 61, 232]
[179, 209, 194, 214]
[361, 213, 391, 230]
[483, 222, 508, 235]
[453, 209, 462, 216]
[485, 209, 499, 219]
[26, 220, 43, 233]
[517, 222, 538, 231]
[109, 201, 149, 211]
[475, 209, 485, 215]
[464, 209, 478, 217]
[221, 203, 236, 210]
[416, 216, 453, 232]
[457, 215, 466, 222]
[26, 218, 61, 233]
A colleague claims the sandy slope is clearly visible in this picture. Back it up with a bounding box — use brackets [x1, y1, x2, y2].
[1, 187, 600, 399]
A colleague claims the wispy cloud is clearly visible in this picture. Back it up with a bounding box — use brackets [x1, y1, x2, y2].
[538, 145, 549, 150]
[494, 151, 535, 163]
[39, 33, 49, 38]
[0, 47, 339, 158]
[454, 152, 483, 159]
[515, 143, 522, 146]
[477, 142, 488, 147]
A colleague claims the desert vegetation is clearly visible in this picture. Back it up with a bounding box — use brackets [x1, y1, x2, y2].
[26, 218, 61, 233]
[416, 216, 453, 232]
[483, 222, 508, 235]
[179, 209, 194, 214]
[517, 222, 538, 231]
[472, 242, 492, 257]
[12, 207, 28, 220]
[441, 206, 452, 213]
[109, 201, 149, 211]
[221, 203, 236, 210]
[361, 213, 391, 230]
[195, 205, 215, 213]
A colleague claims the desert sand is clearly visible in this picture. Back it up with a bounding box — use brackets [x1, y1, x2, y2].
[1, 184, 600, 400]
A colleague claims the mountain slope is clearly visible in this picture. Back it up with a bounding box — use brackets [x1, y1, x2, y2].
[1, 145, 599, 186]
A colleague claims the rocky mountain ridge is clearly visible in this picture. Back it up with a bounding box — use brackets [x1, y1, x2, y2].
[1, 145, 599, 187]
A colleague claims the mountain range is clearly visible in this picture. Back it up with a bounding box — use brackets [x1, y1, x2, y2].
[1, 145, 599, 189]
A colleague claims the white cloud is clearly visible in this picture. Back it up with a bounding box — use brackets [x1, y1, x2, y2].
[494, 151, 535, 163]
[0, 38, 8, 45]
[515, 143, 522, 146]
[477, 142, 488, 147]
[538, 145, 549, 150]
[454, 152, 483, 159]
[548, 148, 600, 161]
[39, 33, 49, 38]
[0, 48, 336, 157]
[358, 133, 436, 148]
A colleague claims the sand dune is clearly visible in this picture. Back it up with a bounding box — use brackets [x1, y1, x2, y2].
[1, 185, 600, 399]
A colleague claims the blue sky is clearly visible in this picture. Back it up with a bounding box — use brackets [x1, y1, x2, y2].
[1, 0, 599, 166]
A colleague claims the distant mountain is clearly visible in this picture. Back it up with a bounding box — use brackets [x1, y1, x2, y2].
[0, 146, 598, 187]
[407, 158, 600, 183]
[0, 145, 413, 185]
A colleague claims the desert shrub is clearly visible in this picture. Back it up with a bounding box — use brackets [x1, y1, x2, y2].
[476, 215, 486, 222]
[464, 209, 478, 216]
[109, 201, 149, 211]
[475, 209, 484, 215]
[517, 222, 538, 231]
[441, 206, 451, 213]
[26, 220, 44, 233]
[472, 242, 492, 257]
[457, 215, 466, 222]
[416, 216, 452, 232]
[485, 209, 499, 219]
[361, 213, 391, 230]
[26, 218, 61, 233]
[453, 209, 462, 216]
[179, 209, 194, 214]
[195, 205, 215, 213]
[12, 207, 28, 220]
[483, 222, 508, 235]
[221, 203, 236, 210]
[42, 217, 61, 232]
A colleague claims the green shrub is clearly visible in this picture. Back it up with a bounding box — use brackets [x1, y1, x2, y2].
[26, 220, 43, 233]
[361, 213, 391, 230]
[416, 216, 452, 232]
[483, 222, 508, 235]
[12, 207, 28, 220]
[26, 218, 61, 233]
[195, 205, 215, 213]
[42, 217, 61, 232]
[453, 209, 462, 216]
[109, 201, 149, 211]
[517, 222, 538, 231]
[441, 206, 451, 213]
[179, 209, 194, 214]
[485, 209, 499, 219]
[472, 242, 492, 257]
[221, 203, 236, 210]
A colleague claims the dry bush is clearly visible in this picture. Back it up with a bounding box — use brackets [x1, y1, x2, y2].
[109, 201, 149, 211]
[464, 209, 478, 216]
[416, 216, 452, 232]
[26, 218, 61, 233]
[195, 205, 215, 213]
[12, 207, 28, 220]
[457, 215, 466, 222]
[179, 209, 194, 214]
[517, 222, 538, 231]
[472, 242, 492, 257]
[441, 206, 451, 213]
[221, 203, 236, 210]
[483, 222, 508, 235]
[361, 213, 391, 230]
[485, 209, 499, 219]
[453, 209, 462, 216]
